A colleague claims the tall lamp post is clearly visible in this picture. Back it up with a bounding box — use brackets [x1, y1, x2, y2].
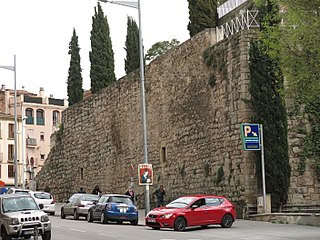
[98, 0, 150, 214]
[0, 55, 18, 188]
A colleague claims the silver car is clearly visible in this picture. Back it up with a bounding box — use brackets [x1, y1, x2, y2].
[61, 193, 99, 220]
[0, 194, 51, 240]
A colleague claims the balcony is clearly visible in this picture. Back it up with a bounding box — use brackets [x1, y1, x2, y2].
[26, 138, 37, 147]
[26, 116, 34, 125]
[36, 118, 45, 125]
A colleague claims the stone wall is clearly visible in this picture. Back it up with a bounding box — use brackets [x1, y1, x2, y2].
[36, 28, 319, 212]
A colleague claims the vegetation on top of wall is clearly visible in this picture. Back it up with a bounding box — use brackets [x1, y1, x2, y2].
[203, 45, 227, 88]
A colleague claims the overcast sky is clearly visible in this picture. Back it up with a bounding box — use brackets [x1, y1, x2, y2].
[0, 0, 190, 99]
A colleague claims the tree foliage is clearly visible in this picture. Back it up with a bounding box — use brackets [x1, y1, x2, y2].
[90, 2, 116, 94]
[249, 0, 291, 207]
[145, 39, 180, 62]
[124, 16, 140, 75]
[187, 0, 219, 37]
[254, 0, 320, 105]
[67, 28, 83, 106]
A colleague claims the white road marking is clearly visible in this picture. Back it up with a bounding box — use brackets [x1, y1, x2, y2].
[69, 228, 86, 233]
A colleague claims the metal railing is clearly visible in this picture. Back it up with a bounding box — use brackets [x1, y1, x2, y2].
[218, 0, 248, 18]
[216, 9, 259, 42]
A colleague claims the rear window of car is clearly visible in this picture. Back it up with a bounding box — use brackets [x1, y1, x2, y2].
[109, 196, 132, 204]
[34, 193, 52, 199]
[14, 190, 30, 195]
[81, 194, 99, 201]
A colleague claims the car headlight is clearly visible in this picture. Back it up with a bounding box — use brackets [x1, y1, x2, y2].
[160, 213, 173, 219]
[41, 215, 50, 222]
[9, 218, 19, 225]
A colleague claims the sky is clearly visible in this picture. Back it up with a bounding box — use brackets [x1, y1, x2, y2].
[0, 0, 190, 99]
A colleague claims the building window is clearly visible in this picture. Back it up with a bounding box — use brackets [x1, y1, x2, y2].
[8, 144, 14, 161]
[80, 168, 84, 180]
[160, 147, 167, 163]
[8, 123, 14, 139]
[53, 111, 60, 126]
[36, 109, 45, 125]
[8, 165, 14, 178]
[40, 154, 45, 160]
[26, 108, 34, 124]
[40, 132, 45, 141]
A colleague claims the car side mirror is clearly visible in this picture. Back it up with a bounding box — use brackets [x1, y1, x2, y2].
[38, 203, 44, 209]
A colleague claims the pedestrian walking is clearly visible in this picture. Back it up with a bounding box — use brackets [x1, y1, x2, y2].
[78, 187, 86, 193]
[154, 185, 166, 207]
[125, 186, 135, 203]
[91, 185, 102, 196]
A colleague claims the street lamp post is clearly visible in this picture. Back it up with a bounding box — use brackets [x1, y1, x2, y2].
[98, 0, 150, 214]
[0, 55, 18, 188]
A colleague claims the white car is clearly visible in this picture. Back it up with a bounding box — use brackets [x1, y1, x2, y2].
[30, 191, 56, 215]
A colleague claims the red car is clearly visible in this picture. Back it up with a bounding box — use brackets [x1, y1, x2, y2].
[145, 194, 236, 231]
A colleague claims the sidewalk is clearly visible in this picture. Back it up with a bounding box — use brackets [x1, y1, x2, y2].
[54, 203, 146, 225]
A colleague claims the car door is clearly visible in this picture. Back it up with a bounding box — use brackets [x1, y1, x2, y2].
[204, 197, 224, 224]
[186, 198, 208, 226]
[93, 196, 108, 218]
[64, 194, 77, 215]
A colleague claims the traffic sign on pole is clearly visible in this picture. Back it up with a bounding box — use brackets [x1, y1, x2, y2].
[240, 123, 260, 150]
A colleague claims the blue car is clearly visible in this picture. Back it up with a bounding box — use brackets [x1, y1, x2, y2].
[87, 194, 138, 225]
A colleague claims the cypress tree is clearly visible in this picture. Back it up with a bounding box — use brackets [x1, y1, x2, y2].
[249, 0, 290, 208]
[90, 2, 116, 94]
[67, 28, 83, 106]
[187, 0, 219, 37]
[124, 16, 140, 75]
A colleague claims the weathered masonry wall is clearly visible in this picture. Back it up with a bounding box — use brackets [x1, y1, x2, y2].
[36, 28, 319, 212]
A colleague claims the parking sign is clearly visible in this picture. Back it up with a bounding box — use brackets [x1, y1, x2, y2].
[240, 123, 261, 150]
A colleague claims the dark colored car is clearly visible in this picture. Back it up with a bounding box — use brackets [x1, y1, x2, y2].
[87, 194, 138, 225]
[61, 193, 99, 220]
[145, 194, 236, 231]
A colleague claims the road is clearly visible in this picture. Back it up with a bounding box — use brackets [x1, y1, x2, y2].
[48, 215, 319, 240]
[1, 214, 319, 240]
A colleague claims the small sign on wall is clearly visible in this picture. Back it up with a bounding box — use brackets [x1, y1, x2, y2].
[138, 164, 153, 185]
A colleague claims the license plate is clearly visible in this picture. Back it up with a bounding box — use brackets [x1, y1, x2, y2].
[24, 230, 34, 235]
[148, 218, 156, 223]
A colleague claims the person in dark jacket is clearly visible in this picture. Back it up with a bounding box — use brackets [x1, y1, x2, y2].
[125, 186, 135, 203]
[91, 186, 102, 195]
[154, 185, 166, 207]
[78, 187, 86, 193]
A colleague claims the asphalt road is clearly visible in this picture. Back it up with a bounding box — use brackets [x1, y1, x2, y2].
[48, 216, 320, 240]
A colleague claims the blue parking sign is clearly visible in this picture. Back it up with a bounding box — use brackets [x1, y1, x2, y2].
[240, 123, 261, 150]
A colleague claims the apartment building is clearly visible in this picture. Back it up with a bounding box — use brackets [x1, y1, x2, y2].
[0, 85, 68, 189]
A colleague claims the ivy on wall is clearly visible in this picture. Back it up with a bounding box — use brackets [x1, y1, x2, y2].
[249, 40, 290, 208]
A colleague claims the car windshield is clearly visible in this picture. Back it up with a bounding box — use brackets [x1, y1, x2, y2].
[34, 193, 52, 199]
[110, 196, 132, 205]
[166, 197, 196, 208]
[81, 194, 99, 201]
[2, 197, 39, 212]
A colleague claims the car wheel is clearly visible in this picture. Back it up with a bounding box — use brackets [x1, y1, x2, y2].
[61, 208, 66, 219]
[73, 209, 79, 220]
[130, 219, 138, 225]
[221, 214, 233, 228]
[174, 217, 187, 231]
[42, 230, 51, 240]
[1, 227, 12, 240]
[87, 210, 93, 222]
[100, 212, 107, 224]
